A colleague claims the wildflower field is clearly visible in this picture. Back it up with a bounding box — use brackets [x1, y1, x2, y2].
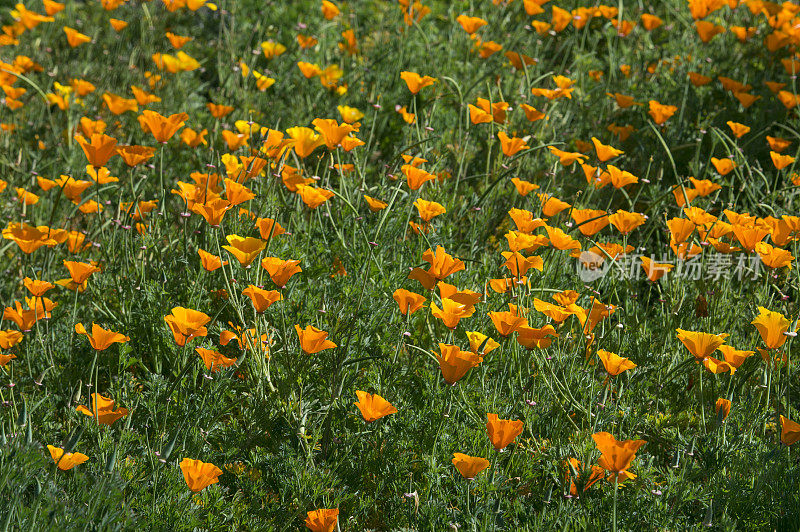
[3, 0, 800, 529]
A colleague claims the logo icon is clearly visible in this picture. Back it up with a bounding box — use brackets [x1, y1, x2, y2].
[576, 251, 608, 282]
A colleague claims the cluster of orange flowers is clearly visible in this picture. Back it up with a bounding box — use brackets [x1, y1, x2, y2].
[2, 0, 800, 527]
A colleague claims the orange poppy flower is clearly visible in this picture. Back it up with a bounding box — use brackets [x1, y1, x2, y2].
[597, 349, 636, 376]
[640, 256, 674, 282]
[164, 307, 211, 346]
[85, 165, 117, 185]
[165, 31, 192, 49]
[667, 218, 697, 244]
[76, 393, 129, 425]
[253, 218, 285, 242]
[102, 92, 138, 114]
[466, 331, 499, 356]
[109, 18, 128, 31]
[221, 130, 248, 150]
[191, 198, 232, 227]
[571, 209, 609, 236]
[714, 398, 732, 421]
[393, 289, 426, 315]
[488, 308, 527, 337]
[592, 432, 646, 482]
[675, 329, 728, 359]
[337, 105, 363, 124]
[296, 185, 334, 209]
[648, 100, 678, 125]
[3, 301, 46, 331]
[399, 71, 437, 94]
[716, 345, 754, 370]
[702, 356, 735, 375]
[770, 151, 795, 170]
[408, 246, 465, 289]
[222, 178, 255, 206]
[43, 0, 65, 14]
[731, 225, 768, 253]
[15, 187, 39, 205]
[505, 51, 537, 70]
[451, 453, 491, 479]
[0, 330, 23, 350]
[402, 165, 436, 190]
[538, 193, 571, 217]
[74, 133, 117, 167]
[756, 242, 794, 269]
[180, 127, 208, 148]
[197, 249, 227, 272]
[607, 165, 638, 188]
[48, 445, 89, 471]
[63, 26, 91, 47]
[297, 61, 322, 78]
[139, 110, 188, 143]
[431, 298, 473, 329]
[640, 13, 662, 30]
[437, 343, 482, 385]
[469, 98, 508, 124]
[354, 391, 397, 422]
[607, 92, 638, 108]
[498, 132, 529, 157]
[321, 0, 339, 19]
[23, 278, 54, 298]
[710, 157, 736, 176]
[687, 177, 721, 196]
[751, 307, 791, 350]
[294, 34, 316, 50]
[305, 508, 339, 532]
[131, 85, 160, 105]
[242, 285, 283, 313]
[295, 324, 337, 354]
[544, 226, 580, 251]
[456, 14, 487, 34]
[206, 102, 234, 119]
[551, 6, 573, 31]
[501, 251, 543, 279]
[396, 105, 416, 124]
[507, 209, 545, 235]
[486, 413, 524, 451]
[196, 347, 237, 372]
[222, 235, 266, 266]
[547, 146, 588, 166]
[286, 127, 323, 158]
[180, 458, 223, 492]
[781, 416, 800, 446]
[411, 198, 445, 222]
[311, 118, 354, 150]
[767, 135, 792, 153]
[63, 260, 100, 284]
[726, 121, 750, 138]
[516, 324, 558, 349]
[340, 135, 364, 151]
[116, 145, 156, 167]
[74, 323, 130, 351]
[0, 351, 16, 367]
[520, 104, 546, 122]
[476, 39, 503, 58]
[591, 137, 623, 161]
[695, 20, 725, 43]
[565, 457, 605, 496]
[509, 178, 538, 197]
[364, 195, 388, 212]
[609, 210, 646, 235]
